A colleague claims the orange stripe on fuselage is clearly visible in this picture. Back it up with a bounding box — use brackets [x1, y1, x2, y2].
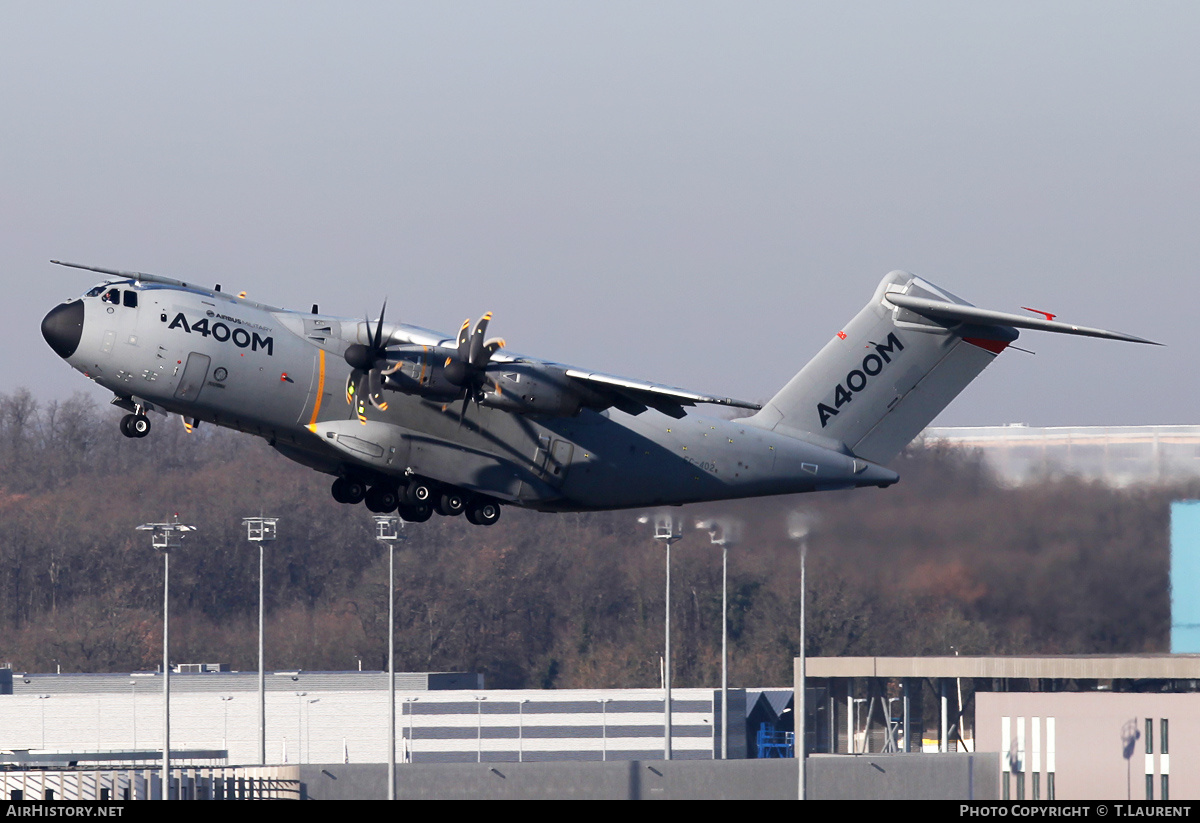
[309, 348, 326, 426]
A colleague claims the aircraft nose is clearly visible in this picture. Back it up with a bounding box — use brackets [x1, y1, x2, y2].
[41, 300, 84, 359]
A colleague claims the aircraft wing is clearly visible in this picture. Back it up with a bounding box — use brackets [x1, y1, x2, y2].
[562, 368, 762, 419]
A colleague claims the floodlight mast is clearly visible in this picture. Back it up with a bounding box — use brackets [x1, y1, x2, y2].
[373, 514, 405, 800]
[243, 516, 278, 766]
[787, 511, 816, 802]
[639, 512, 683, 760]
[135, 516, 195, 800]
[696, 517, 742, 761]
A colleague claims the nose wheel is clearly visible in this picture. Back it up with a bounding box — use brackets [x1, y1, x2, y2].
[120, 414, 151, 438]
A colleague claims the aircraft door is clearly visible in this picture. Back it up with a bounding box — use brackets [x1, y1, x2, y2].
[174, 353, 210, 401]
[533, 436, 574, 486]
[548, 439, 574, 482]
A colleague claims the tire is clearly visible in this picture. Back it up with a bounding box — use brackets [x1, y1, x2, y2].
[435, 491, 466, 517]
[405, 480, 434, 505]
[466, 500, 501, 527]
[365, 485, 400, 513]
[119, 415, 136, 438]
[332, 477, 367, 505]
[398, 502, 432, 523]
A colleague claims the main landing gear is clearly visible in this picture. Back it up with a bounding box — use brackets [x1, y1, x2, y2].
[119, 413, 151, 438]
[330, 476, 501, 527]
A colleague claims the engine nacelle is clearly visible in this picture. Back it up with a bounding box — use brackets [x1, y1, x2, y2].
[479, 365, 583, 417]
[380, 346, 462, 401]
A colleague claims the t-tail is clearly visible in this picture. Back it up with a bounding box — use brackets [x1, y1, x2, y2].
[747, 270, 1158, 465]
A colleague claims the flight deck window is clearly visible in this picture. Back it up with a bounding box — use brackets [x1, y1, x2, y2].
[102, 288, 120, 304]
[86, 285, 106, 297]
[123, 290, 138, 308]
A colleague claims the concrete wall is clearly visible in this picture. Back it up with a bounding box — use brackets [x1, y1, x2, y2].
[301, 752, 999, 800]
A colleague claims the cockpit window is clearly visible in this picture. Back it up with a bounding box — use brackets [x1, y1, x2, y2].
[123, 290, 138, 308]
[102, 288, 120, 304]
[86, 285, 106, 298]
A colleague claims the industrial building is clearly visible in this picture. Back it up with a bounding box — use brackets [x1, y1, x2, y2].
[924, 424, 1200, 486]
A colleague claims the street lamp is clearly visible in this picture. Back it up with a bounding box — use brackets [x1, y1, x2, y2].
[135, 516, 195, 800]
[373, 514, 405, 799]
[638, 512, 683, 760]
[696, 516, 742, 761]
[242, 516, 277, 766]
[787, 511, 815, 801]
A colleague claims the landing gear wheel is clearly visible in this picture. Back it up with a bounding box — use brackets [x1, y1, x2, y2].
[331, 477, 367, 505]
[121, 414, 150, 438]
[435, 491, 467, 517]
[465, 500, 501, 526]
[365, 485, 400, 513]
[397, 502, 433, 523]
[405, 480, 434, 505]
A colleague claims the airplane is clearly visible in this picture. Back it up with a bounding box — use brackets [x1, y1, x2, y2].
[41, 262, 1157, 525]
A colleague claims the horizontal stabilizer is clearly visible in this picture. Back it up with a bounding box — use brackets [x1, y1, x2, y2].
[886, 293, 1161, 345]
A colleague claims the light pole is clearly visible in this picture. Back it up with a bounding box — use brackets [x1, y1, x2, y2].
[293, 691, 307, 763]
[220, 695, 234, 753]
[36, 694, 49, 748]
[787, 511, 815, 801]
[696, 517, 742, 760]
[638, 512, 683, 760]
[517, 698, 529, 762]
[404, 697, 419, 764]
[136, 516, 195, 800]
[305, 698, 320, 763]
[598, 698, 612, 761]
[242, 516, 277, 766]
[373, 514, 405, 799]
[475, 696, 488, 763]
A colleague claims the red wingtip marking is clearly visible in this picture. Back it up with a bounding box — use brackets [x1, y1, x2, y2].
[963, 337, 1010, 355]
[836, 331, 847, 340]
[1021, 306, 1057, 322]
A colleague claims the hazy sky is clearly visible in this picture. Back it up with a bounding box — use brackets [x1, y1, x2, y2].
[5, 2, 1198, 427]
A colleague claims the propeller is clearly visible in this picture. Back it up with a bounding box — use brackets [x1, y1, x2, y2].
[441, 312, 505, 421]
[343, 301, 396, 421]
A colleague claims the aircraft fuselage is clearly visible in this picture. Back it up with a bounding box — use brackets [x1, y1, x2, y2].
[43, 277, 894, 516]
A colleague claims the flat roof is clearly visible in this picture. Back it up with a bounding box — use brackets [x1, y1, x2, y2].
[804, 655, 1200, 680]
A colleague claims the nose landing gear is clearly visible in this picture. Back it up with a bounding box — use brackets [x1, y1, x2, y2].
[120, 413, 151, 438]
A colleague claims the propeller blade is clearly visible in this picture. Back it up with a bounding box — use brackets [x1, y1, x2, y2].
[373, 300, 388, 351]
[483, 337, 505, 360]
[457, 391, 472, 428]
[368, 368, 388, 410]
[469, 312, 492, 365]
[456, 318, 472, 356]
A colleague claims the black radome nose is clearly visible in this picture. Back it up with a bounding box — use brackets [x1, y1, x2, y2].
[42, 300, 84, 359]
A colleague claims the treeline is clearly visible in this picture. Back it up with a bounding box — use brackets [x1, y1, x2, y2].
[0, 389, 1180, 686]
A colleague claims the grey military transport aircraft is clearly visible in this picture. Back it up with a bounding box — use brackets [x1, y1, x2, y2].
[41, 261, 1156, 525]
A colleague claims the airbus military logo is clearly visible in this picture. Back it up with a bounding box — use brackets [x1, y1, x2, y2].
[817, 332, 904, 427]
[165, 312, 274, 355]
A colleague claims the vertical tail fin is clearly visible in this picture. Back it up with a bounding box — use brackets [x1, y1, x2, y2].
[750, 271, 1009, 464]
[749, 270, 1156, 465]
